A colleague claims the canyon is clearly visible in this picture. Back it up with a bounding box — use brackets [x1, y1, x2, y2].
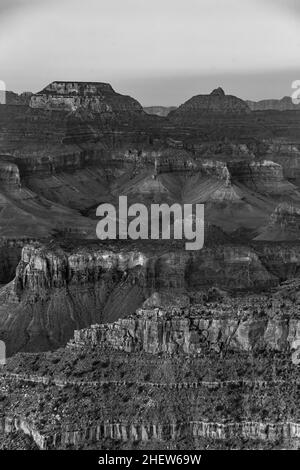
[0, 81, 300, 449]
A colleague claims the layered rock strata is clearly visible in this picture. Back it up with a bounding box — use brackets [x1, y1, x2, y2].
[0, 239, 299, 355]
[70, 304, 300, 363]
[30, 81, 143, 116]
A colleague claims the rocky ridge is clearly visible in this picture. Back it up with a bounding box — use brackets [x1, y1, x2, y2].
[169, 88, 251, 123]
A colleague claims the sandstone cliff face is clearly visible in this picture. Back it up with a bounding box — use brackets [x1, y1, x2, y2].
[2, 414, 300, 450]
[30, 81, 143, 116]
[0, 243, 150, 354]
[70, 305, 300, 362]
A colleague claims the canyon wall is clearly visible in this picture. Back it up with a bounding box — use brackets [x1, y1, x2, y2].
[0, 240, 299, 355]
[70, 306, 300, 363]
[2, 415, 300, 450]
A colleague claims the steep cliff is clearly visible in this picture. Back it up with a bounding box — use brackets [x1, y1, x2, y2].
[0, 240, 300, 355]
[0, 242, 152, 355]
[70, 302, 300, 363]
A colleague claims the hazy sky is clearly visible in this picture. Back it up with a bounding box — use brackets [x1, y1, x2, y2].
[0, 0, 300, 105]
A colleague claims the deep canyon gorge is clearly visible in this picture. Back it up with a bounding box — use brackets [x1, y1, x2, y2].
[0, 81, 300, 450]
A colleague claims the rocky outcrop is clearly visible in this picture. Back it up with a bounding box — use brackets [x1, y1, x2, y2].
[0, 243, 149, 354]
[169, 88, 250, 123]
[70, 306, 300, 362]
[30, 81, 144, 116]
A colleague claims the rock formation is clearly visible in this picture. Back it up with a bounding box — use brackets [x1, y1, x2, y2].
[0, 239, 300, 355]
[169, 88, 251, 123]
[30, 81, 144, 116]
[70, 304, 300, 360]
[1, 81, 300, 450]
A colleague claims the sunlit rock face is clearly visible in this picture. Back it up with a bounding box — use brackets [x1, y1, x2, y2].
[30, 81, 144, 115]
[71, 306, 300, 360]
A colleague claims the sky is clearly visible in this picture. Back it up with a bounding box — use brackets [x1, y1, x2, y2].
[0, 0, 300, 105]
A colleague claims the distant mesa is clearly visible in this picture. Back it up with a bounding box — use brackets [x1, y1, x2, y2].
[247, 96, 300, 111]
[169, 87, 251, 122]
[29, 80, 144, 114]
